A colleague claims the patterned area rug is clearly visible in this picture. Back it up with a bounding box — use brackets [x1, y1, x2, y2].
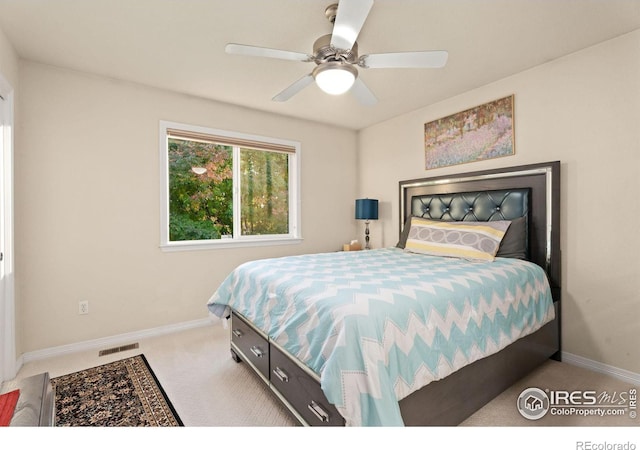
[51, 354, 183, 426]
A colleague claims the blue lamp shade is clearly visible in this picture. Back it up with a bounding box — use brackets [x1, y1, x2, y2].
[355, 199, 379, 220]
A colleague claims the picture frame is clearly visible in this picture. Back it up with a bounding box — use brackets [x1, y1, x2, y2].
[424, 95, 515, 170]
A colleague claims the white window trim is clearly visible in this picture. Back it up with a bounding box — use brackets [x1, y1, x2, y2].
[159, 120, 302, 251]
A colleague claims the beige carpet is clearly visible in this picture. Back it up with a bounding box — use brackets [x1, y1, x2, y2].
[14, 320, 639, 428]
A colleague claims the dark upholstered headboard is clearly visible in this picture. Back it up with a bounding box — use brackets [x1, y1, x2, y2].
[407, 188, 530, 258]
[409, 189, 529, 222]
[399, 161, 560, 303]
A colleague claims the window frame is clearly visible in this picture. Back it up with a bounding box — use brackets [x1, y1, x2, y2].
[159, 120, 302, 251]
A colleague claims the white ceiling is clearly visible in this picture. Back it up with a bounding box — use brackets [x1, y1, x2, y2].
[1, 0, 639, 130]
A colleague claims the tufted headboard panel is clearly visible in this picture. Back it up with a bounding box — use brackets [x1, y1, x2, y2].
[410, 189, 529, 222]
[409, 189, 530, 258]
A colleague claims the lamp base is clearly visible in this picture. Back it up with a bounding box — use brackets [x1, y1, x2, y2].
[364, 221, 371, 250]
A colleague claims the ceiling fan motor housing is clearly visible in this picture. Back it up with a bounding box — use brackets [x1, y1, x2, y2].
[313, 34, 358, 64]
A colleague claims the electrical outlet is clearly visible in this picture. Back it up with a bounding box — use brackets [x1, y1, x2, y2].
[79, 300, 89, 315]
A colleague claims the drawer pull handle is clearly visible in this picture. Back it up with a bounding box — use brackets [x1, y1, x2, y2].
[272, 367, 289, 383]
[307, 401, 330, 423]
[250, 346, 265, 358]
[232, 329, 243, 338]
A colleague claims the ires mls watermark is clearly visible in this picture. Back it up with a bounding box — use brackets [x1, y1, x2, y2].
[517, 387, 637, 421]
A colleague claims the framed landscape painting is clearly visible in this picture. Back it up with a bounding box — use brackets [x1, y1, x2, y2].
[424, 95, 514, 170]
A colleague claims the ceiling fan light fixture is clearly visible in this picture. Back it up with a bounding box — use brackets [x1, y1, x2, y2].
[313, 62, 358, 95]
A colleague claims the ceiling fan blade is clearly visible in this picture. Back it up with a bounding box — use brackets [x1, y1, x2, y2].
[225, 43, 311, 62]
[272, 74, 315, 102]
[351, 78, 377, 106]
[330, 0, 374, 50]
[361, 51, 448, 69]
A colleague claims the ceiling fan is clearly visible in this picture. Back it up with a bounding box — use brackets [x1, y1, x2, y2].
[225, 0, 448, 105]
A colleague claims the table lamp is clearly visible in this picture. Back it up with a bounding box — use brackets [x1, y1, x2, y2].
[355, 198, 378, 250]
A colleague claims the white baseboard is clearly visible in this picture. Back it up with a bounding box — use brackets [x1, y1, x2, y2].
[562, 351, 640, 386]
[21, 317, 216, 364]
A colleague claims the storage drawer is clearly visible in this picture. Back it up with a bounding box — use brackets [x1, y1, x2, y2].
[231, 312, 269, 381]
[270, 344, 344, 426]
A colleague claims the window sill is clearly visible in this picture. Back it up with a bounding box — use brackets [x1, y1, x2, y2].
[160, 237, 303, 252]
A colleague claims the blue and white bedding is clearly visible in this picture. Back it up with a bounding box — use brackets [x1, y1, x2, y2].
[207, 247, 555, 426]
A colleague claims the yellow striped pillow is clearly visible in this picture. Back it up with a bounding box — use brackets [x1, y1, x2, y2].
[404, 217, 511, 261]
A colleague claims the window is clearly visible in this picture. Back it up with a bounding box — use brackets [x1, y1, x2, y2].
[160, 121, 301, 250]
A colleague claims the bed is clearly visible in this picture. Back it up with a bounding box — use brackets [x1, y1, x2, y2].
[207, 161, 561, 426]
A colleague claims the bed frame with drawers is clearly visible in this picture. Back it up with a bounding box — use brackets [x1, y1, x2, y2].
[228, 161, 561, 426]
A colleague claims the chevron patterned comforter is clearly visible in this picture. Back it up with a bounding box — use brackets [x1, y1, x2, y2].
[207, 247, 555, 426]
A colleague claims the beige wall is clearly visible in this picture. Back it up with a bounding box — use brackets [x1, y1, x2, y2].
[0, 25, 18, 88]
[358, 30, 640, 373]
[15, 61, 357, 353]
